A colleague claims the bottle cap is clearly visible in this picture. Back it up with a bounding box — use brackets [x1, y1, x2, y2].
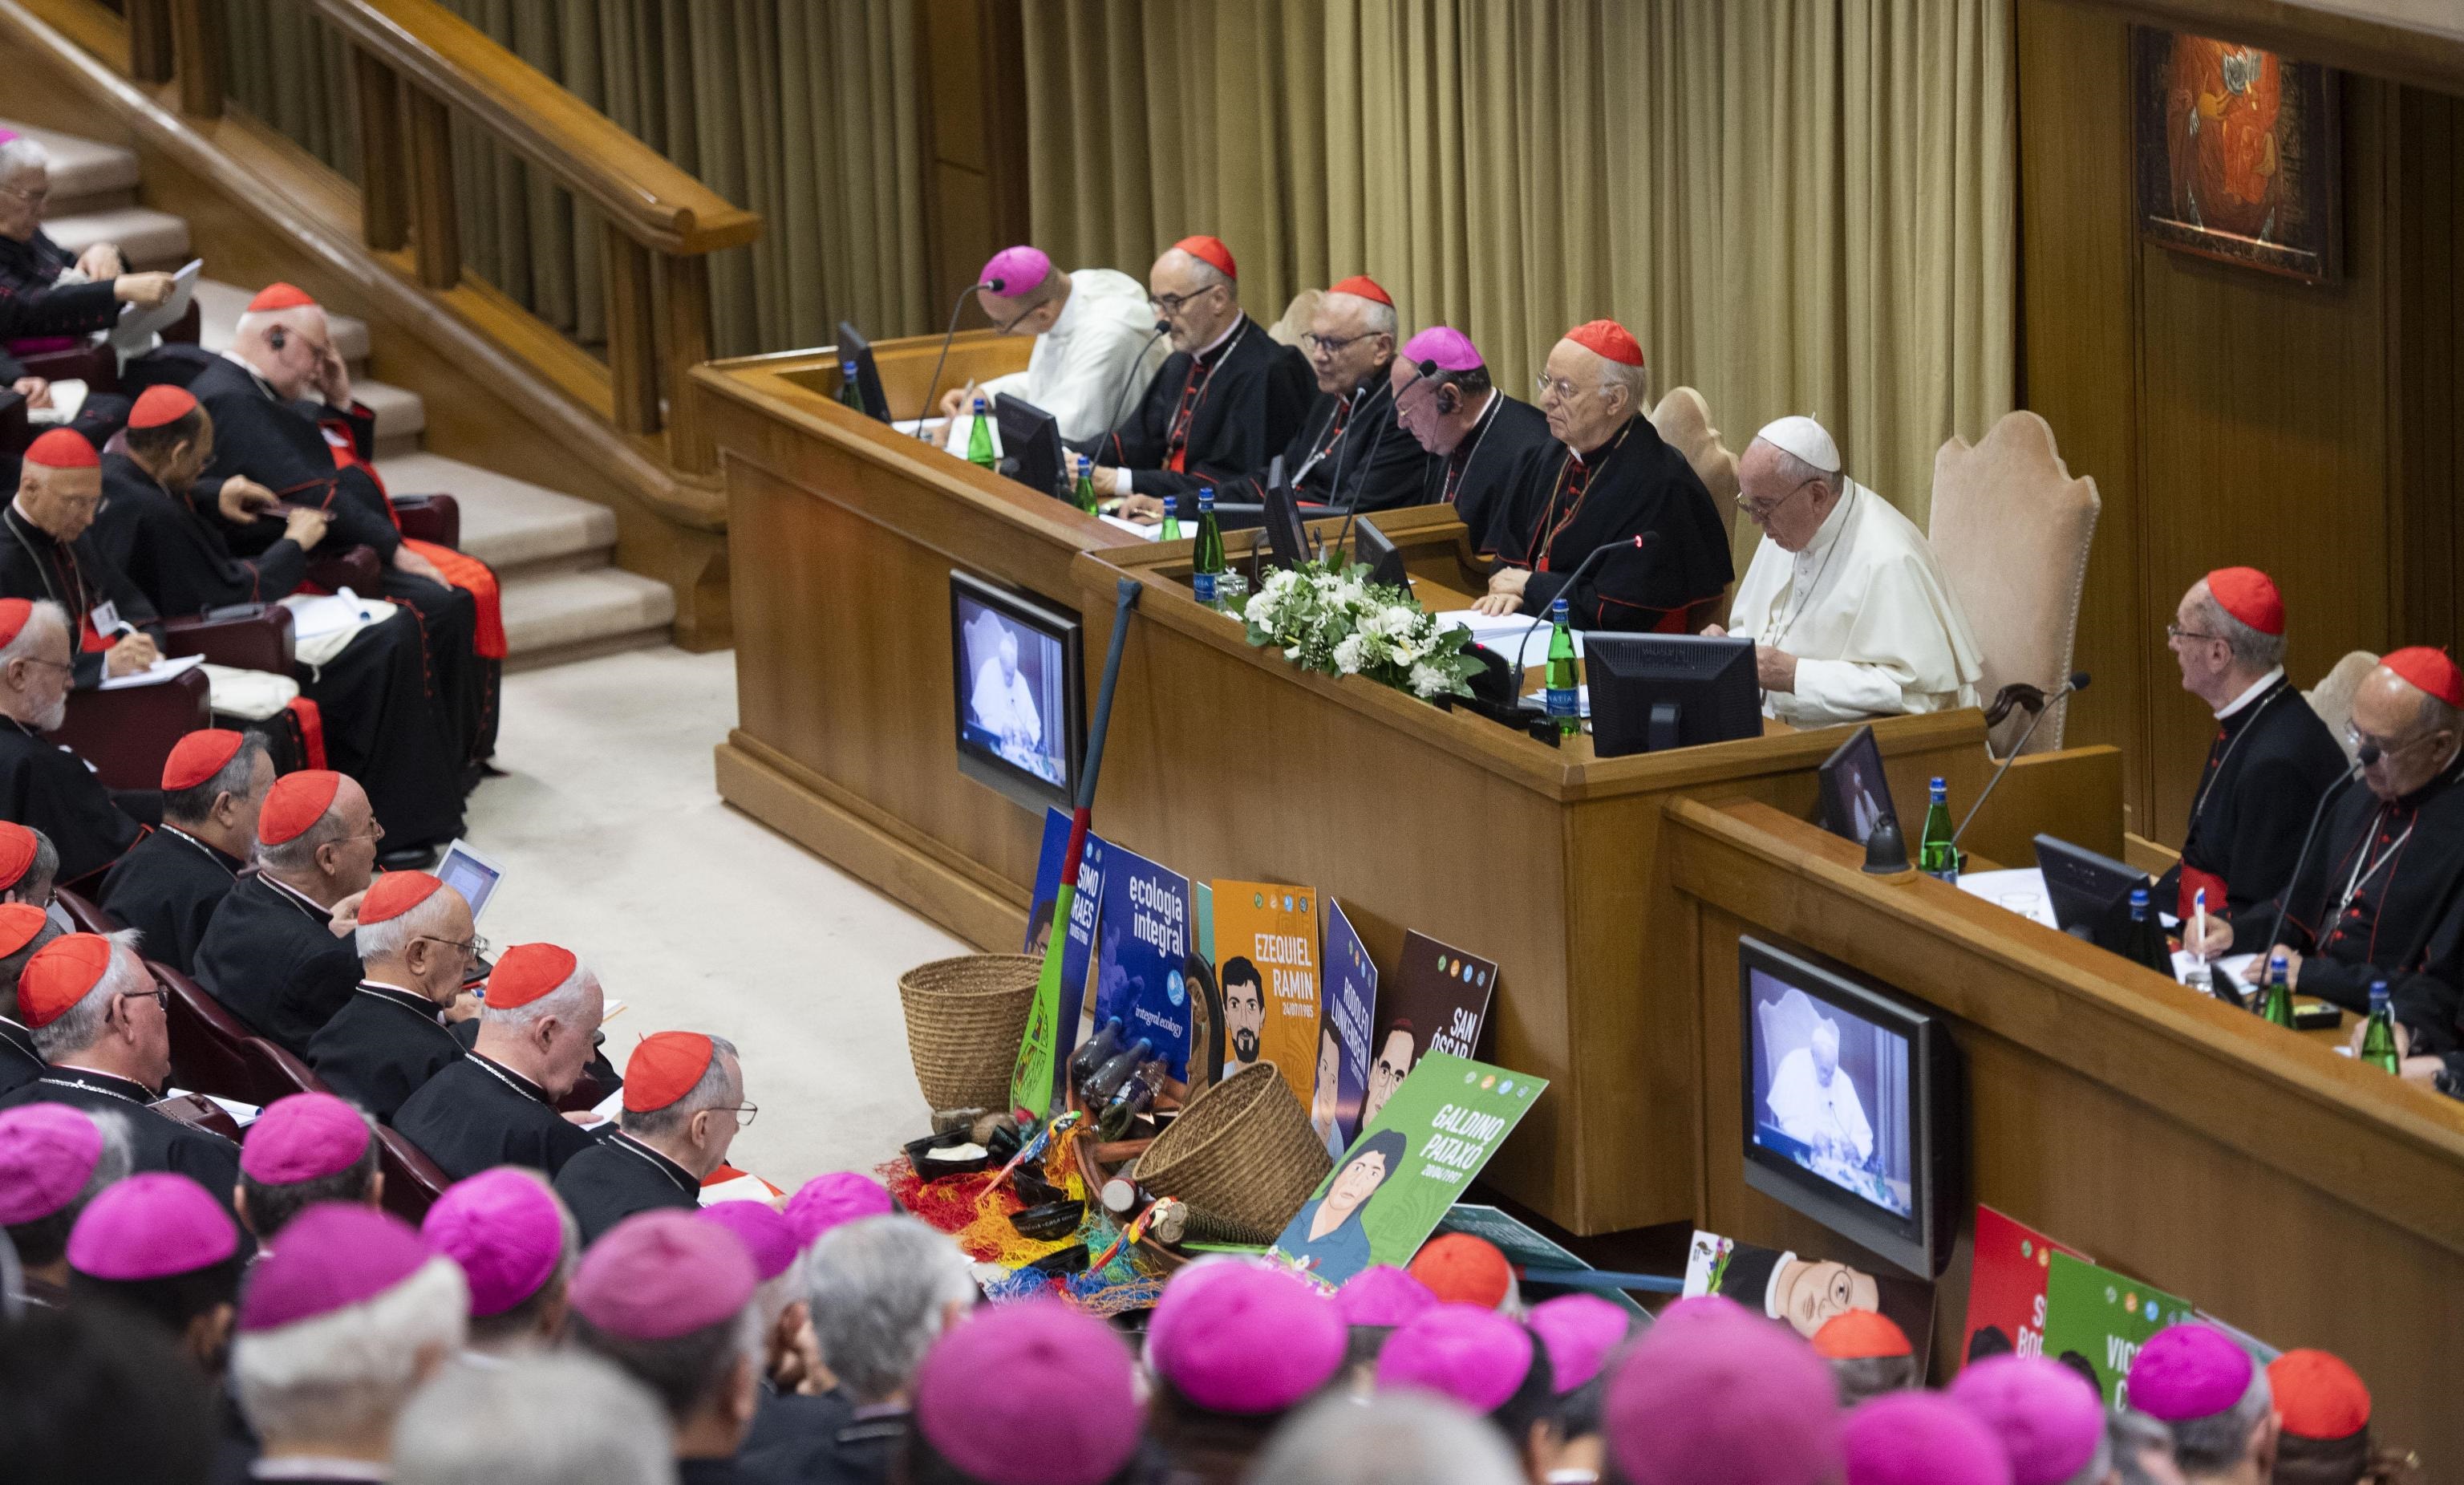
[1930, 775, 1945, 789]
[1552, 597, 1570, 616]
[1198, 487, 1214, 504]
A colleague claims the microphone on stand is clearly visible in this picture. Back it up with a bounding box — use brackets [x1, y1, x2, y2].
[1950, 671, 2090, 851]
[2254, 745, 2375, 962]
[916, 279, 998, 438]
[1323, 357, 1429, 564]
[1503, 533, 1656, 696]
[1096, 320, 1173, 473]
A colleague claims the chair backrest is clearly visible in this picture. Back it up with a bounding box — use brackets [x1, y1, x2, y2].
[1927, 412, 2101, 757]
[1648, 387, 1751, 573]
[238, 1038, 328, 1106]
[52, 667, 213, 791]
[2304, 650, 2380, 764]
[375, 1124, 452, 1223]
[151, 960, 259, 1102]
[55, 887, 118, 936]
[1268, 290, 1323, 347]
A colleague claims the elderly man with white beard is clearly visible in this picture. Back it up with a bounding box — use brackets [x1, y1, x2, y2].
[1709, 416, 1983, 728]
[0, 597, 142, 881]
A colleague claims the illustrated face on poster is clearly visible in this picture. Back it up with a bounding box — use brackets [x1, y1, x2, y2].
[1222, 960, 1266, 1068]
[1321, 900, 1378, 1151]
[1310, 1026, 1342, 1151]
[1270, 1053, 1546, 1289]
[1361, 1024, 1415, 1128]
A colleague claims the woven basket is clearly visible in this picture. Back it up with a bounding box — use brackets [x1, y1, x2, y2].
[1135, 1062, 1333, 1243]
[897, 955, 1038, 1113]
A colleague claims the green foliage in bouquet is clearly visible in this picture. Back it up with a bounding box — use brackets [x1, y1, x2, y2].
[1238, 558, 1485, 701]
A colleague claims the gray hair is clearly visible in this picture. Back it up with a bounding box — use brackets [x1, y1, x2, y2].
[30, 930, 146, 1060]
[1169, 250, 1231, 295]
[163, 733, 270, 830]
[355, 884, 465, 964]
[0, 599, 67, 667]
[1325, 289, 1398, 339]
[233, 1254, 468, 1446]
[392, 1352, 675, 1485]
[257, 798, 350, 874]
[2192, 587, 2288, 671]
[3, 828, 56, 904]
[1594, 354, 1650, 414]
[621, 1034, 739, 1141]
[482, 961, 598, 1032]
[803, 1215, 977, 1404]
[1250, 1391, 1526, 1485]
[0, 137, 47, 182]
[2109, 1407, 2178, 1485]
[2162, 1366, 2273, 1475]
[0, 915, 60, 1021]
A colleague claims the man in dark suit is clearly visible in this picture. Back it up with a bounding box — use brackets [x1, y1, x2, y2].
[1084, 236, 1314, 509]
[0, 596, 142, 882]
[393, 941, 606, 1180]
[554, 1032, 744, 1244]
[307, 870, 477, 1122]
[0, 900, 57, 1095]
[99, 729, 269, 978]
[191, 769, 372, 1056]
[0, 931, 241, 1210]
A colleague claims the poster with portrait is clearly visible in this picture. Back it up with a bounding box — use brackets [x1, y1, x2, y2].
[1319, 899, 1379, 1159]
[1091, 842, 1193, 1079]
[1025, 809, 1112, 1093]
[2132, 28, 2341, 283]
[2037, 1251, 2197, 1409]
[1961, 1206, 2090, 1369]
[1210, 881, 1321, 1114]
[1270, 1053, 1545, 1290]
[1683, 1229, 1937, 1372]
[1364, 931, 1497, 1131]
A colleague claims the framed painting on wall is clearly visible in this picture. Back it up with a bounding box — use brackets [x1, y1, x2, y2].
[2132, 28, 2342, 285]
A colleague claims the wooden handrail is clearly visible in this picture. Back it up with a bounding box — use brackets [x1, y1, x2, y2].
[303, 0, 758, 258]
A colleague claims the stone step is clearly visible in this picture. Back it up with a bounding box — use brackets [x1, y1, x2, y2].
[355, 379, 425, 458]
[498, 567, 675, 670]
[374, 451, 617, 578]
[0, 120, 139, 218]
[40, 205, 189, 269]
[195, 278, 371, 369]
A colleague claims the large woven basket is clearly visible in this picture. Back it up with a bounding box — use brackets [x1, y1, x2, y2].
[1134, 1062, 1332, 1243]
[897, 955, 1038, 1112]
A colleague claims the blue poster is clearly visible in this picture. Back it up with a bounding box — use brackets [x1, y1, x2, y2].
[1322, 899, 1378, 1158]
[1092, 842, 1194, 1079]
[1027, 808, 1108, 1070]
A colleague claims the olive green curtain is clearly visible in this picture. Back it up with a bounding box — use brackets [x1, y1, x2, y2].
[1018, 0, 2016, 522]
[220, 0, 929, 358]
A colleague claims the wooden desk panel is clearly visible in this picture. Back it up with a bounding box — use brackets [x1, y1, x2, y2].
[1668, 799, 2464, 1459]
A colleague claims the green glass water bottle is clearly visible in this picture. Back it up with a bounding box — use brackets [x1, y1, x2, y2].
[837, 355, 865, 412]
[1072, 455, 1100, 515]
[2361, 979, 2401, 1073]
[2261, 949, 2295, 1028]
[1160, 494, 1183, 542]
[967, 396, 998, 469]
[1545, 597, 1580, 737]
[1192, 487, 1226, 607]
[1919, 777, 1958, 882]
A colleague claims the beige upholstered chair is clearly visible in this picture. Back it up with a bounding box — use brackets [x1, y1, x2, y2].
[1268, 290, 1323, 347]
[1649, 387, 1752, 571]
[1927, 411, 2101, 757]
[2304, 650, 2380, 765]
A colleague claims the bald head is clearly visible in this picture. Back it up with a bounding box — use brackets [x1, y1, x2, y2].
[2352, 664, 2463, 802]
[231, 303, 334, 401]
[1149, 248, 1238, 355]
[257, 773, 380, 901]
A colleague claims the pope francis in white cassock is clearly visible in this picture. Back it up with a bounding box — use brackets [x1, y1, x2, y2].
[1716, 416, 1984, 728]
[1766, 1019, 1874, 1162]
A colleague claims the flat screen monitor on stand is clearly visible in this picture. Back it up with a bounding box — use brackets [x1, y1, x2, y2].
[1583, 633, 1761, 757]
[992, 392, 1064, 501]
[1352, 516, 1408, 588]
[833, 321, 893, 422]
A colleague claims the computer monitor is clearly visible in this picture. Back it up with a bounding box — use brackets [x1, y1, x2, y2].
[1738, 935, 1962, 1276]
[2032, 834, 2169, 973]
[1818, 724, 1899, 847]
[1260, 457, 1311, 571]
[834, 320, 892, 422]
[950, 570, 1086, 814]
[433, 838, 505, 922]
[994, 392, 1065, 501]
[1584, 633, 1761, 757]
[1352, 516, 1408, 588]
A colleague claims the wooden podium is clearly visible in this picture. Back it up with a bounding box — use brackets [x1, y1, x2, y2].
[695, 333, 2122, 1235]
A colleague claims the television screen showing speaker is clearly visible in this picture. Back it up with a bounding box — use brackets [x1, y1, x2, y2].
[949, 571, 1085, 814]
[1739, 935, 1961, 1275]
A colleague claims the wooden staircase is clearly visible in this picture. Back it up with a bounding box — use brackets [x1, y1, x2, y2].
[0, 0, 760, 651]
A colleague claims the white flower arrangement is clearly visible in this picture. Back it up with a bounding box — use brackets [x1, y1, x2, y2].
[1241, 557, 1485, 701]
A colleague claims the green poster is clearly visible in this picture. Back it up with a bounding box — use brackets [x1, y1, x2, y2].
[1269, 1052, 1546, 1288]
[2037, 1250, 2199, 1408]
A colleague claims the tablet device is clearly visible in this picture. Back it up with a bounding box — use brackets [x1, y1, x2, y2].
[434, 838, 506, 922]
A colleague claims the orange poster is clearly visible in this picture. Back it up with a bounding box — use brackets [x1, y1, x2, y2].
[1210, 881, 1323, 1114]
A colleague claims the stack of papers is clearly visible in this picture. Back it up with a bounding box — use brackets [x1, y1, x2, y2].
[1434, 609, 1582, 669]
[109, 259, 203, 355]
[98, 651, 205, 691]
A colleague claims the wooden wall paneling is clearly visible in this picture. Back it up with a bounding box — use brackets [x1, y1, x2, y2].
[2016, 2, 2152, 834]
[918, 0, 1031, 326]
[2392, 87, 2458, 653]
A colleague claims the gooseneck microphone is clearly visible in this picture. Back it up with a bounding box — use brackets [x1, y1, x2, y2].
[2255, 745, 2376, 960]
[1950, 671, 2090, 850]
[916, 279, 997, 437]
[1097, 320, 1173, 473]
[1505, 533, 1656, 696]
[1325, 357, 1433, 563]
